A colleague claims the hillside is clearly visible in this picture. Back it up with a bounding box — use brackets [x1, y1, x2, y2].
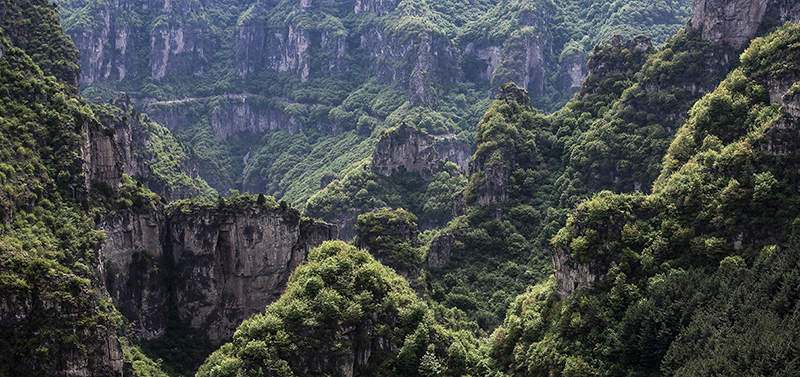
[3, 0, 800, 375]
[55, 0, 694, 203]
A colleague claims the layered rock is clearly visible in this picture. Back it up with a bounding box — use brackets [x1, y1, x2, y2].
[99, 205, 338, 342]
[149, 23, 206, 79]
[210, 100, 303, 139]
[99, 208, 169, 340]
[551, 246, 613, 299]
[81, 120, 124, 191]
[372, 124, 442, 180]
[689, 0, 800, 49]
[170, 207, 335, 341]
[360, 26, 460, 105]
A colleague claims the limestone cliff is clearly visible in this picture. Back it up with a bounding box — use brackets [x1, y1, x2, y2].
[372, 124, 442, 180]
[360, 26, 460, 105]
[464, 84, 531, 218]
[101, 209, 170, 339]
[169, 206, 336, 342]
[81, 118, 124, 192]
[689, 0, 800, 49]
[99, 204, 337, 342]
[551, 246, 613, 299]
[144, 96, 305, 140]
[210, 100, 303, 139]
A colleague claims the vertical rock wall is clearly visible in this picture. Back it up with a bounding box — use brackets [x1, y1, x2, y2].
[99, 206, 338, 342]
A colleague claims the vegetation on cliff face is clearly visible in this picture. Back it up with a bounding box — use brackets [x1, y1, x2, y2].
[54, 0, 694, 202]
[196, 240, 472, 377]
[6, 0, 800, 374]
[0, 5, 169, 374]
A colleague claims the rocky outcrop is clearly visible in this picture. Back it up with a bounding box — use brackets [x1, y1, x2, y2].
[327, 209, 361, 242]
[426, 233, 455, 268]
[465, 84, 529, 217]
[360, 27, 460, 105]
[210, 101, 302, 139]
[169, 207, 335, 341]
[463, 43, 502, 81]
[689, 0, 800, 49]
[0, 268, 125, 376]
[434, 137, 473, 172]
[144, 97, 304, 139]
[235, 17, 312, 81]
[82, 120, 124, 192]
[100, 208, 169, 340]
[372, 124, 442, 180]
[67, 2, 137, 86]
[552, 246, 613, 299]
[759, 86, 800, 156]
[354, 0, 398, 15]
[149, 23, 206, 79]
[99, 205, 337, 343]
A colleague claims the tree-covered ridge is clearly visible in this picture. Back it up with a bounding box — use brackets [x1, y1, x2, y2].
[0, 20, 169, 375]
[54, 0, 695, 201]
[196, 240, 475, 377]
[0, 0, 81, 90]
[553, 22, 800, 281]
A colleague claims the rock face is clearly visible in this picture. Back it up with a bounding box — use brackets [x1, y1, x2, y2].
[210, 100, 302, 139]
[465, 84, 530, 217]
[0, 268, 125, 376]
[100, 209, 169, 340]
[551, 246, 612, 299]
[426, 233, 455, 268]
[82, 120, 124, 191]
[143, 96, 304, 140]
[372, 124, 442, 180]
[360, 27, 460, 105]
[170, 207, 335, 341]
[92, 93, 209, 201]
[149, 21, 206, 79]
[100, 205, 338, 342]
[689, 0, 800, 49]
[434, 137, 473, 172]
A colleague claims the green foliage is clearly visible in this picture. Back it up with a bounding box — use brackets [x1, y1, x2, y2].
[356, 208, 422, 269]
[0, 20, 167, 376]
[196, 241, 457, 376]
[306, 159, 467, 230]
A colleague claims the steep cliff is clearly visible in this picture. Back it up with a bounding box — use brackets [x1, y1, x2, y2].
[463, 83, 532, 218]
[57, 0, 695, 202]
[689, 0, 800, 49]
[169, 204, 336, 342]
[92, 93, 216, 201]
[100, 208, 170, 340]
[196, 241, 456, 377]
[372, 124, 442, 180]
[99, 200, 337, 343]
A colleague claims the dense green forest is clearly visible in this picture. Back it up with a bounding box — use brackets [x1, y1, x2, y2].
[55, 0, 693, 204]
[197, 20, 800, 377]
[4, 0, 800, 375]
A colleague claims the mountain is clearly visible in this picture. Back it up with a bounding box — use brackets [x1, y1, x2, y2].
[4, 0, 800, 375]
[54, 0, 694, 204]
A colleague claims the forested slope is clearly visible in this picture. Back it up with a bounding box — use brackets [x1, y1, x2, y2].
[199, 19, 800, 376]
[55, 0, 694, 203]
